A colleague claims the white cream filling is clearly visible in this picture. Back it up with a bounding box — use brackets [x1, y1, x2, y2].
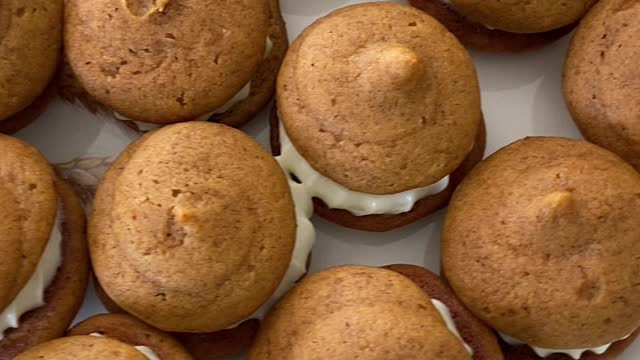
[499, 332, 633, 359]
[135, 346, 161, 360]
[432, 299, 473, 356]
[121, 36, 274, 130]
[0, 204, 63, 340]
[90, 333, 160, 360]
[225, 175, 316, 329]
[276, 123, 450, 216]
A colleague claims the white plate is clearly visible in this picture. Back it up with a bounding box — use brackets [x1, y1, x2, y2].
[15, 0, 639, 359]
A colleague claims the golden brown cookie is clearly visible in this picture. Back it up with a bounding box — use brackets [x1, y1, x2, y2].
[63, 0, 288, 128]
[90, 122, 296, 333]
[274, 2, 483, 231]
[0, 136, 88, 360]
[442, 137, 640, 354]
[0, 0, 62, 128]
[279, 2, 480, 194]
[270, 108, 486, 232]
[69, 313, 193, 360]
[15, 336, 151, 360]
[564, 0, 640, 171]
[249, 265, 492, 359]
[409, 0, 577, 52]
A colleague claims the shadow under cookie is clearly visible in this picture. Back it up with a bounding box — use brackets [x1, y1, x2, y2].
[0, 81, 57, 135]
[409, 0, 576, 52]
[0, 179, 89, 360]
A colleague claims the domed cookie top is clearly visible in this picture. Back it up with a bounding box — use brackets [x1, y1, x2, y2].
[448, 0, 596, 33]
[90, 122, 296, 332]
[277, 2, 480, 195]
[249, 266, 471, 359]
[65, 0, 270, 124]
[0, 0, 62, 121]
[564, 0, 640, 170]
[15, 336, 149, 360]
[442, 137, 640, 349]
[0, 135, 57, 315]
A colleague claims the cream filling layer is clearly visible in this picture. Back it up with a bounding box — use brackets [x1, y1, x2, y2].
[90, 333, 160, 360]
[225, 176, 316, 329]
[122, 37, 274, 130]
[432, 299, 473, 356]
[276, 123, 450, 216]
[0, 204, 63, 340]
[499, 332, 633, 359]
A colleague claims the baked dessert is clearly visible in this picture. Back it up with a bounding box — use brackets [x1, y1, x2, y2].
[272, 2, 485, 232]
[15, 314, 192, 360]
[249, 265, 503, 359]
[0, 135, 88, 360]
[89, 122, 314, 359]
[442, 137, 640, 359]
[63, 0, 288, 128]
[564, 0, 640, 172]
[61, 313, 193, 359]
[409, 0, 596, 52]
[0, 0, 62, 134]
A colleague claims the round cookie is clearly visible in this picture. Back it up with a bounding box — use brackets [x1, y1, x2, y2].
[0, 136, 88, 360]
[63, 0, 288, 127]
[564, 0, 640, 171]
[0, 0, 63, 133]
[274, 2, 484, 231]
[15, 336, 151, 360]
[69, 313, 193, 360]
[249, 265, 502, 359]
[409, 0, 576, 52]
[442, 137, 640, 356]
[89, 122, 314, 359]
[270, 108, 487, 232]
[90, 122, 296, 332]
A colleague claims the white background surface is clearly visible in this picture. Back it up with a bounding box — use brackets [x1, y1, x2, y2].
[16, 0, 639, 359]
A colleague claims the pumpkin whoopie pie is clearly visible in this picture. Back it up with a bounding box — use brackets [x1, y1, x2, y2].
[15, 314, 192, 360]
[89, 122, 315, 359]
[249, 265, 503, 359]
[564, 0, 640, 172]
[409, 0, 596, 52]
[271, 2, 485, 232]
[0, 135, 88, 360]
[60, 313, 193, 360]
[442, 137, 640, 359]
[63, 0, 288, 128]
[0, 0, 62, 134]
